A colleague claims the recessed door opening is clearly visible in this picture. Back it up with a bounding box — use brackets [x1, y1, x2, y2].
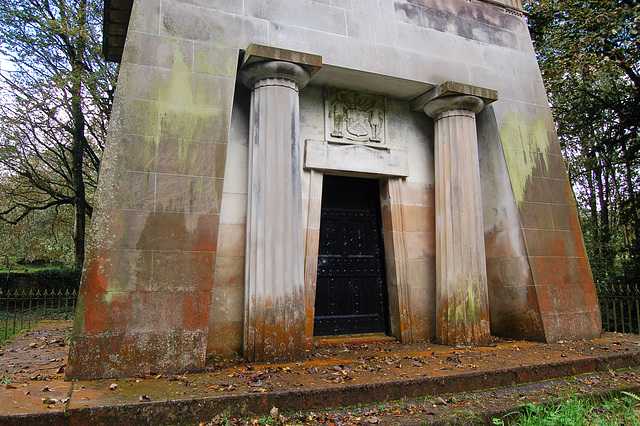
[313, 175, 390, 336]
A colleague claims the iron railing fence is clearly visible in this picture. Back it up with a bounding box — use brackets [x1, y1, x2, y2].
[597, 283, 640, 334]
[0, 284, 639, 340]
[0, 288, 77, 341]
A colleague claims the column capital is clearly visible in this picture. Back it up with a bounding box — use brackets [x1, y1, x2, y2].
[411, 81, 498, 115]
[240, 60, 311, 90]
[423, 95, 485, 119]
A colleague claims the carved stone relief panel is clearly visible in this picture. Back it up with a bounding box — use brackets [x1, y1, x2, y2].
[325, 88, 387, 145]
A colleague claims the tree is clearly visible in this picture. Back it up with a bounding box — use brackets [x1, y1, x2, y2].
[524, 0, 640, 284]
[0, 0, 117, 267]
[0, 176, 74, 265]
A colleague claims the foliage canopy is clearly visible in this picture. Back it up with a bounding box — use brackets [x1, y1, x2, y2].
[0, 0, 117, 266]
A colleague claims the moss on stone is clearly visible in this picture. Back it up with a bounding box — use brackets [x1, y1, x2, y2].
[499, 112, 551, 210]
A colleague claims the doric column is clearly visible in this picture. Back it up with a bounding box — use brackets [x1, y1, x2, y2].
[416, 82, 497, 346]
[240, 48, 319, 361]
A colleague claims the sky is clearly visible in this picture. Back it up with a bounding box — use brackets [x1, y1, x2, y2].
[0, 53, 15, 76]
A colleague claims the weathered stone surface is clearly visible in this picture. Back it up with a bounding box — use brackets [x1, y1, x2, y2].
[423, 92, 491, 346]
[71, 0, 601, 379]
[66, 330, 207, 380]
[304, 139, 409, 177]
[241, 59, 311, 362]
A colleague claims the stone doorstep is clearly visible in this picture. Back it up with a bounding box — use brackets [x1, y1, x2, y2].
[313, 333, 397, 348]
[1, 352, 640, 426]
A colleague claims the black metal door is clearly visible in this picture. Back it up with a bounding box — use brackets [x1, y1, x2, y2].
[314, 175, 389, 336]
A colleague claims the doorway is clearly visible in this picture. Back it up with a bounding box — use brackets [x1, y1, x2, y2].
[313, 175, 389, 336]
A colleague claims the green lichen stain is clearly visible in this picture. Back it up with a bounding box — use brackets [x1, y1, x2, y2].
[126, 100, 159, 138]
[178, 139, 192, 165]
[195, 179, 204, 201]
[103, 290, 119, 306]
[142, 139, 153, 170]
[159, 104, 225, 175]
[158, 70, 194, 106]
[171, 43, 192, 73]
[73, 295, 86, 333]
[151, 44, 196, 107]
[499, 112, 551, 209]
[194, 46, 238, 77]
[464, 278, 479, 324]
[190, 150, 199, 171]
[451, 277, 481, 327]
[141, 137, 161, 173]
[160, 103, 224, 142]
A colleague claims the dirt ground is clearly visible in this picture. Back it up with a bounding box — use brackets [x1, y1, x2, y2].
[2, 322, 640, 425]
[0, 320, 70, 382]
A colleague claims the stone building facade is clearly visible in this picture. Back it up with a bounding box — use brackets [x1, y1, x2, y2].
[67, 0, 601, 379]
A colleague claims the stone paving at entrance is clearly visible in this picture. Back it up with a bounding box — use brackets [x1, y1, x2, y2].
[2, 321, 640, 425]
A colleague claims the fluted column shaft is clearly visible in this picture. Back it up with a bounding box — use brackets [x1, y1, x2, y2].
[424, 95, 490, 346]
[241, 61, 310, 361]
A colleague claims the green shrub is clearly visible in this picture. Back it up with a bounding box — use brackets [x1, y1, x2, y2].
[29, 268, 81, 292]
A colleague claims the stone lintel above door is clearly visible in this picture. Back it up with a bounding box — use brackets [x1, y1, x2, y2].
[304, 139, 409, 178]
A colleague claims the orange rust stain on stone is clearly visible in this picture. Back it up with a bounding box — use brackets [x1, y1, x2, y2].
[194, 234, 216, 253]
[182, 291, 209, 332]
[409, 311, 429, 341]
[247, 295, 306, 362]
[552, 233, 567, 258]
[193, 215, 220, 252]
[83, 293, 123, 334]
[304, 299, 315, 346]
[567, 201, 590, 260]
[82, 254, 111, 292]
[191, 252, 215, 292]
[436, 300, 490, 347]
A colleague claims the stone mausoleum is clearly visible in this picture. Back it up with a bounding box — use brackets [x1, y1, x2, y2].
[67, 0, 602, 379]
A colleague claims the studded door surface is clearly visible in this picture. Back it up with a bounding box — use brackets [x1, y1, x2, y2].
[313, 175, 389, 336]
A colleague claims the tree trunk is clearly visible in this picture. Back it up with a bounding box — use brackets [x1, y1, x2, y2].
[586, 168, 601, 271]
[71, 0, 87, 269]
[624, 154, 639, 257]
[594, 159, 613, 278]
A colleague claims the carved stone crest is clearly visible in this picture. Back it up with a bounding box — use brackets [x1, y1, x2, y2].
[325, 88, 386, 145]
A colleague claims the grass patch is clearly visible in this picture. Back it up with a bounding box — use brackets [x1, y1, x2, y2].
[0, 317, 38, 342]
[0, 307, 74, 342]
[0, 255, 64, 274]
[493, 392, 640, 425]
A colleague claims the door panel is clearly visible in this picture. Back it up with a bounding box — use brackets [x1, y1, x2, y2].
[314, 175, 389, 336]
